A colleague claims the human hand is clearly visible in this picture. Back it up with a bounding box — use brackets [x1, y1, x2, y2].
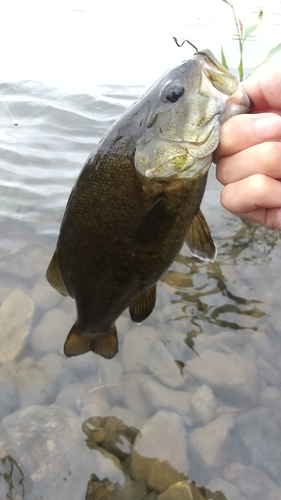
[215, 63, 281, 229]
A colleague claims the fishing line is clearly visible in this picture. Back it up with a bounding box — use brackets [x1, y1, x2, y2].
[173, 37, 198, 52]
[1, 98, 18, 126]
[19, 92, 71, 122]
[1, 91, 71, 127]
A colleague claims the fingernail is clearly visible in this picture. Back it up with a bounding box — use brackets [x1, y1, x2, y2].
[254, 115, 281, 140]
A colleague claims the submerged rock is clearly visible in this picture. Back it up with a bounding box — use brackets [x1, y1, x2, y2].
[184, 350, 258, 406]
[0, 405, 124, 500]
[0, 290, 34, 362]
[190, 384, 217, 424]
[130, 410, 189, 482]
[235, 407, 281, 481]
[224, 462, 277, 500]
[0, 361, 18, 419]
[15, 366, 55, 407]
[142, 375, 192, 415]
[82, 415, 139, 460]
[158, 480, 193, 500]
[147, 459, 187, 493]
[85, 473, 147, 500]
[188, 414, 234, 483]
[31, 308, 73, 354]
[30, 278, 62, 311]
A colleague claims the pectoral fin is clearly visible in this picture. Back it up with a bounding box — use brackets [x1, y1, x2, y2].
[129, 284, 157, 323]
[134, 197, 171, 244]
[64, 324, 118, 359]
[46, 250, 69, 296]
[186, 209, 217, 262]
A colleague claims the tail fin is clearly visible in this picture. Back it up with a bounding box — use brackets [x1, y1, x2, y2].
[64, 324, 118, 359]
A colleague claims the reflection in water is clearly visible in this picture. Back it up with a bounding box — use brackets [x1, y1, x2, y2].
[162, 217, 280, 350]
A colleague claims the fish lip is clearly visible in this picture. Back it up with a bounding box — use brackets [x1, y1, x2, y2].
[195, 50, 239, 96]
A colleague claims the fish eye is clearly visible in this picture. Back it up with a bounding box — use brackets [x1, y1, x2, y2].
[164, 83, 185, 103]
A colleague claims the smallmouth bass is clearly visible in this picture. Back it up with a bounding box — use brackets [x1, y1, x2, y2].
[47, 48, 251, 359]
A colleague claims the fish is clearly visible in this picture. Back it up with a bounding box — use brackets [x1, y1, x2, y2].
[46, 47, 251, 359]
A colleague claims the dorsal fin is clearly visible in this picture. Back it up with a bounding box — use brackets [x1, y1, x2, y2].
[46, 250, 69, 296]
[129, 284, 157, 323]
[186, 209, 217, 262]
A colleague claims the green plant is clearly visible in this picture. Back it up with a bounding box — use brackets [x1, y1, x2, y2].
[221, 0, 281, 81]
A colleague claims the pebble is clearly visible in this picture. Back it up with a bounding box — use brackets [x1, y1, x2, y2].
[131, 410, 189, 476]
[224, 463, 277, 500]
[147, 460, 187, 493]
[55, 382, 86, 412]
[80, 391, 110, 420]
[142, 376, 191, 415]
[0, 361, 18, 419]
[15, 366, 55, 407]
[85, 474, 147, 500]
[190, 384, 217, 424]
[190, 331, 246, 355]
[122, 326, 161, 373]
[109, 406, 143, 429]
[122, 373, 152, 419]
[36, 353, 67, 385]
[82, 415, 138, 461]
[207, 478, 241, 500]
[184, 349, 258, 406]
[97, 356, 124, 403]
[256, 355, 280, 386]
[0, 404, 124, 500]
[188, 414, 234, 483]
[123, 317, 187, 388]
[30, 277, 62, 310]
[235, 407, 281, 481]
[158, 480, 193, 500]
[251, 331, 278, 364]
[31, 308, 73, 354]
[146, 339, 185, 388]
[0, 290, 34, 362]
[259, 386, 281, 408]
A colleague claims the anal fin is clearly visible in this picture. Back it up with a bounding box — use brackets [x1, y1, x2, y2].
[186, 209, 217, 262]
[129, 284, 157, 323]
[64, 324, 118, 359]
[46, 250, 69, 296]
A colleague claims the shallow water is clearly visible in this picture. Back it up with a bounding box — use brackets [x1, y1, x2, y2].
[1, 1, 281, 500]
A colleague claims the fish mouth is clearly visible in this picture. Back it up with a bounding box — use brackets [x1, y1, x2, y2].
[195, 49, 239, 96]
[194, 50, 252, 121]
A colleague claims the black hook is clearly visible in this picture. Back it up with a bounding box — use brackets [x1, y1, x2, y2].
[173, 37, 198, 52]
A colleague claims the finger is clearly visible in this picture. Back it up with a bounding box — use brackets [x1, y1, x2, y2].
[216, 141, 281, 185]
[214, 113, 281, 160]
[242, 63, 281, 111]
[230, 206, 281, 229]
[220, 174, 281, 216]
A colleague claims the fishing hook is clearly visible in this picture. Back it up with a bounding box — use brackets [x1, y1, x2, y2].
[173, 37, 198, 52]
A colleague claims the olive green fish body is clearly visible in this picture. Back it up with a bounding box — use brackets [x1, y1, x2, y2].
[47, 48, 251, 359]
[55, 151, 207, 331]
